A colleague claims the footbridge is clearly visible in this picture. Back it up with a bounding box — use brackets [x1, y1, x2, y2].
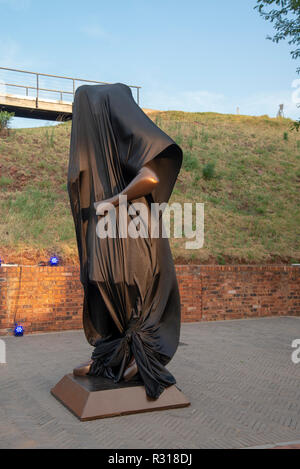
[0, 67, 141, 121]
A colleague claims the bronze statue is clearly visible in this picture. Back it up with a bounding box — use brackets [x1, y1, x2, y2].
[68, 83, 182, 399]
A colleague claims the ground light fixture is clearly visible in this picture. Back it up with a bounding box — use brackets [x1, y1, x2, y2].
[14, 324, 24, 337]
[49, 256, 59, 266]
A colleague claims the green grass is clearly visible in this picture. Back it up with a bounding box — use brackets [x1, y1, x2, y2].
[0, 175, 13, 186]
[0, 111, 299, 264]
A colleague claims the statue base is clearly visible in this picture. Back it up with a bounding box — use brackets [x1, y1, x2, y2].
[51, 373, 190, 421]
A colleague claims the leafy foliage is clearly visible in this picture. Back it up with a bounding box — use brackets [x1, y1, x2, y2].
[255, 0, 300, 64]
[0, 111, 14, 133]
[255, 1, 300, 129]
[202, 162, 216, 179]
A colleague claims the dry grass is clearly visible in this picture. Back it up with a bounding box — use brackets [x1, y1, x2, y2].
[0, 111, 299, 265]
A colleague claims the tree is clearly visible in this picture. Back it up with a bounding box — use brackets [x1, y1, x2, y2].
[255, 0, 300, 129]
[0, 111, 14, 136]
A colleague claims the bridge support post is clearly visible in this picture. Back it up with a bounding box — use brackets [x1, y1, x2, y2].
[36, 73, 39, 108]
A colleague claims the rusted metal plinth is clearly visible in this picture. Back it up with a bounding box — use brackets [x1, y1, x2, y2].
[51, 373, 190, 421]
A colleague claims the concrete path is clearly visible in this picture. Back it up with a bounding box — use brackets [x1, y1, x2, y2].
[0, 317, 299, 449]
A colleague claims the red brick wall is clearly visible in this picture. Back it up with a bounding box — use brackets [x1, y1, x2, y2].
[0, 265, 299, 335]
[177, 265, 300, 322]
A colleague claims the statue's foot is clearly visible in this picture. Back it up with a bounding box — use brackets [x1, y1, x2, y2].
[73, 360, 93, 377]
[123, 357, 138, 381]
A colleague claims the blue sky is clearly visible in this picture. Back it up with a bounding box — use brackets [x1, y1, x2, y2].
[0, 0, 299, 128]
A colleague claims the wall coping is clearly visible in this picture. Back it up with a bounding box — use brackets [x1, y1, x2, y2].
[0, 264, 300, 274]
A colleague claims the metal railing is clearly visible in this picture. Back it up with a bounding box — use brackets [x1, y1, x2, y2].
[0, 66, 141, 106]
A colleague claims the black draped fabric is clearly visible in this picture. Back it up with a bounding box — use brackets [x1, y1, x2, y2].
[68, 83, 182, 399]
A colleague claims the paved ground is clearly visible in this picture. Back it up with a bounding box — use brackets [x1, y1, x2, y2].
[0, 317, 300, 449]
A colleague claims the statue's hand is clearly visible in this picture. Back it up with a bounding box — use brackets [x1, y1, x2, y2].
[94, 199, 115, 216]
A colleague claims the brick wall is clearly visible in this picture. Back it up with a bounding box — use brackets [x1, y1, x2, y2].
[177, 265, 300, 322]
[0, 265, 299, 335]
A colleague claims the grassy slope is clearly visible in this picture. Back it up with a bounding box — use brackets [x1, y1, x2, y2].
[0, 111, 299, 265]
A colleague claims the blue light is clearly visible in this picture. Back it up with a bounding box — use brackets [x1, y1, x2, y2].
[14, 325, 24, 337]
[49, 256, 59, 266]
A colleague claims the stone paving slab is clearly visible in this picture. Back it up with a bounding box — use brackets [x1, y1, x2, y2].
[249, 439, 300, 449]
[0, 317, 300, 449]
